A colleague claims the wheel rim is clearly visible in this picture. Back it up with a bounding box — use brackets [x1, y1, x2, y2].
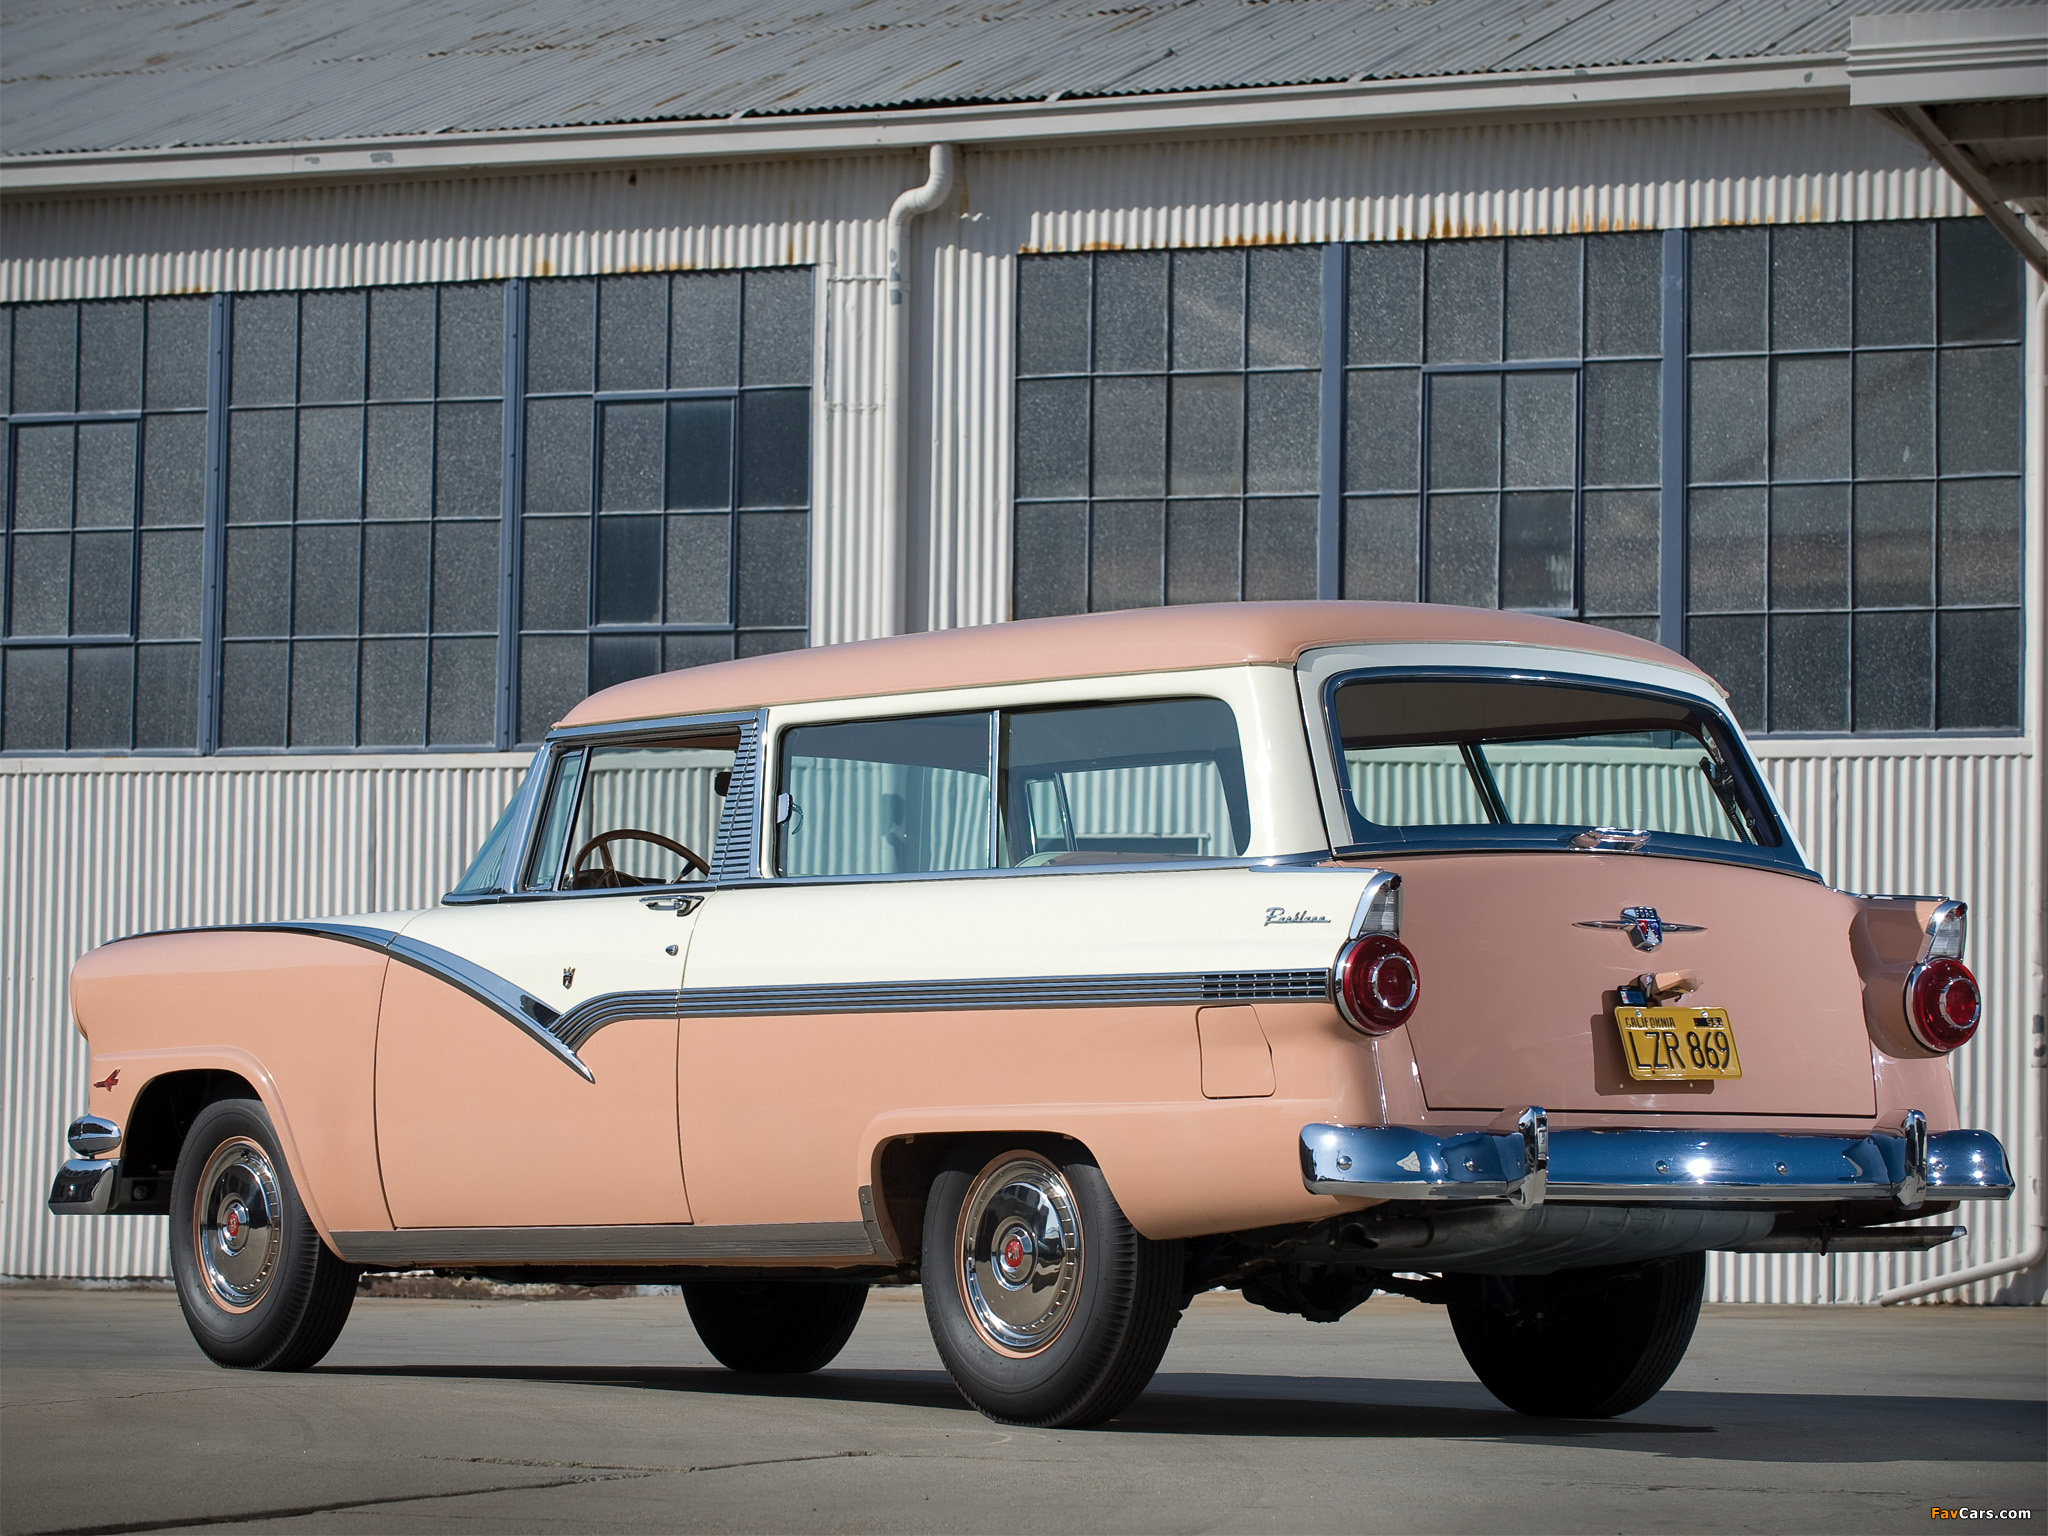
[192, 1136, 283, 1314]
[957, 1153, 1083, 1356]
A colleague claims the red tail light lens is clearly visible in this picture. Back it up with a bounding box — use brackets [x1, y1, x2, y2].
[1335, 934, 1420, 1035]
[1906, 957, 1981, 1052]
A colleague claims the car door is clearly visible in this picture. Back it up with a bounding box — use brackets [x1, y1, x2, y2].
[376, 733, 734, 1229]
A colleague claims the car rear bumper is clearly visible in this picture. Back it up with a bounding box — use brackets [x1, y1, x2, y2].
[1300, 1109, 2013, 1210]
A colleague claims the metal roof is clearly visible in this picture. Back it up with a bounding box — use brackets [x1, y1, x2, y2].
[1, 0, 2027, 157]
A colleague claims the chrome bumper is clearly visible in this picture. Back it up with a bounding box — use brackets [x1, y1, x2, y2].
[1301, 1109, 2014, 1209]
[47, 1158, 119, 1215]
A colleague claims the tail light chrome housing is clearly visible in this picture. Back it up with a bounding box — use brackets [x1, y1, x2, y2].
[1335, 934, 1420, 1035]
[1905, 957, 1981, 1053]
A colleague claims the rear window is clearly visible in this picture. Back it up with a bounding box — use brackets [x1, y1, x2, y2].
[1328, 675, 1783, 853]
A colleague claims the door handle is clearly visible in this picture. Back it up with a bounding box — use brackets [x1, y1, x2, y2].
[641, 895, 703, 915]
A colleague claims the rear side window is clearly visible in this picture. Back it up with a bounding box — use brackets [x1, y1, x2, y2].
[776, 697, 1249, 876]
[1329, 675, 1782, 851]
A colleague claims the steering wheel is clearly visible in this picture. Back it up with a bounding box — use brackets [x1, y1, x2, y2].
[568, 828, 709, 889]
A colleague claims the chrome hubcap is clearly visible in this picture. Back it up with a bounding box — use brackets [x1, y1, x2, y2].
[958, 1155, 1082, 1354]
[194, 1137, 282, 1313]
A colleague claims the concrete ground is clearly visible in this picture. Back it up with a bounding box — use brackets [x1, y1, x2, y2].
[1, 1285, 2041, 1535]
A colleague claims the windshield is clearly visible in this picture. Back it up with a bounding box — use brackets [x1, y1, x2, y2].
[1327, 674, 1784, 854]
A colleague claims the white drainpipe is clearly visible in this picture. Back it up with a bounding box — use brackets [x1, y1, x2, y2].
[880, 143, 956, 637]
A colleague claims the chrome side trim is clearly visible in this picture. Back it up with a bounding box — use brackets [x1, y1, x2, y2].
[1301, 1119, 2016, 1206]
[1347, 870, 1401, 938]
[668, 968, 1332, 1019]
[553, 990, 682, 1053]
[48, 1158, 118, 1215]
[330, 1221, 881, 1266]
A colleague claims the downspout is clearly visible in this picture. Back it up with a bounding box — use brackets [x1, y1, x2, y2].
[880, 143, 956, 637]
[1878, 282, 2048, 1306]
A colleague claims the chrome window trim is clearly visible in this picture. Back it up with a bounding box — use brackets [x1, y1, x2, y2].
[728, 849, 1334, 890]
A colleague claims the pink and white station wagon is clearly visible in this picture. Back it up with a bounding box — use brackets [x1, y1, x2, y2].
[50, 602, 2012, 1427]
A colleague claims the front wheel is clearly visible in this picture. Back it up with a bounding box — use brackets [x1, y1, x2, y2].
[683, 1280, 868, 1373]
[168, 1097, 359, 1371]
[1447, 1252, 1705, 1418]
[922, 1140, 1184, 1429]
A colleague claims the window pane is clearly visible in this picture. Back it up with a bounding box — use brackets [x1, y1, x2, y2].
[1854, 611, 1931, 732]
[1768, 613, 1848, 731]
[1770, 225, 1850, 351]
[13, 424, 74, 530]
[1245, 497, 1316, 600]
[1094, 253, 1167, 372]
[1688, 358, 1766, 483]
[145, 298, 211, 410]
[291, 523, 359, 635]
[1855, 224, 1932, 346]
[223, 526, 291, 636]
[1853, 481, 1933, 608]
[1582, 489, 1658, 617]
[219, 640, 288, 747]
[741, 268, 813, 386]
[78, 300, 143, 413]
[1343, 496, 1418, 601]
[735, 509, 806, 627]
[522, 397, 592, 516]
[1938, 347, 2021, 475]
[1582, 361, 1657, 488]
[737, 630, 807, 660]
[362, 521, 431, 634]
[518, 634, 586, 742]
[1586, 234, 1661, 357]
[365, 403, 433, 520]
[594, 515, 661, 624]
[1689, 229, 1767, 355]
[1769, 485, 1849, 610]
[73, 536, 132, 642]
[436, 284, 504, 399]
[369, 287, 436, 400]
[1017, 256, 1092, 375]
[525, 279, 595, 394]
[360, 637, 426, 746]
[1425, 241, 1501, 363]
[432, 519, 498, 632]
[8, 533, 70, 634]
[1938, 220, 2023, 343]
[138, 528, 203, 639]
[1165, 501, 1238, 604]
[1090, 500, 1163, 610]
[1016, 378, 1089, 499]
[598, 275, 667, 392]
[1502, 370, 1574, 489]
[1246, 247, 1320, 367]
[1936, 608, 2019, 729]
[1347, 243, 1422, 365]
[519, 516, 588, 630]
[65, 646, 131, 745]
[600, 401, 663, 512]
[1168, 375, 1243, 495]
[433, 402, 501, 519]
[1090, 375, 1164, 497]
[141, 414, 206, 527]
[665, 633, 734, 670]
[1506, 237, 1578, 360]
[1426, 492, 1496, 607]
[227, 410, 294, 522]
[289, 639, 357, 746]
[1013, 502, 1087, 619]
[74, 421, 137, 527]
[0, 307, 9, 415]
[1770, 355, 1849, 481]
[589, 632, 661, 694]
[1687, 614, 1764, 728]
[2, 647, 66, 749]
[666, 398, 733, 509]
[297, 290, 366, 403]
[1427, 373, 1498, 490]
[670, 272, 741, 389]
[14, 304, 77, 413]
[1853, 350, 1933, 478]
[230, 295, 296, 406]
[779, 713, 993, 876]
[1245, 370, 1317, 494]
[737, 389, 808, 508]
[665, 512, 731, 623]
[1938, 478, 2021, 607]
[134, 643, 198, 749]
[1344, 370, 1419, 492]
[1171, 250, 1244, 371]
[295, 408, 363, 521]
[1499, 491, 1572, 610]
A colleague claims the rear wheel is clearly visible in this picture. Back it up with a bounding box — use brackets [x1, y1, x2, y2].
[1447, 1252, 1705, 1418]
[168, 1097, 359, 1371]
[922, 1140, 1184, 1429]
[682, 1280, 868, 1373]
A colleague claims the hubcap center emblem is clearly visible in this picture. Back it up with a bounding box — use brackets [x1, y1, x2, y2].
[220, 1200, 248, 1254]
[997, 1227, 1032, 1283]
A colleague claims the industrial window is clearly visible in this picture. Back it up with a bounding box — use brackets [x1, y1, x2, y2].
[2, 297, 212, 750]
[1683, 222, 2024, 732]
[517, 270, 812, 743]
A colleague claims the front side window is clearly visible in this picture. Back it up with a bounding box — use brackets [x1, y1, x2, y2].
[521, 735, 736, 890]
[1329, 674, 1787, 860]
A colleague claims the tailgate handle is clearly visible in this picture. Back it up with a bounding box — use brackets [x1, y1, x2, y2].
[1570, 826, 1649, 852]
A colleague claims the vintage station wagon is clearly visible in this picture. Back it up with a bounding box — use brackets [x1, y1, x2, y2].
[51, 602, 2013, 1427]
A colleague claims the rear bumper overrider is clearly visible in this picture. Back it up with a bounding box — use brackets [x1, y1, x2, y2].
[1301, 1108, 2013, 1210]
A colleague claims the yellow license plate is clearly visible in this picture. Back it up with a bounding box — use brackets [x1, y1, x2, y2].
[1614, 1006, 1743, 1081]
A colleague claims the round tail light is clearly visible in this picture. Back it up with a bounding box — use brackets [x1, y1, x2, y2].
[1335, 934, 1420, 1035]
[1905, 957, 1981, 1052]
